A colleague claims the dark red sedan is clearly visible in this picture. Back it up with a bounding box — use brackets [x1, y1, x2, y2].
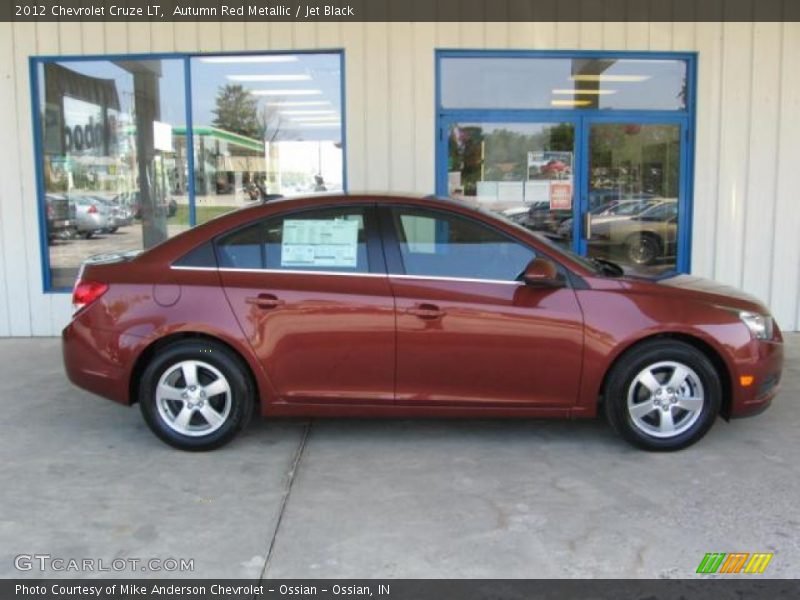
[63, 195, 783, 451]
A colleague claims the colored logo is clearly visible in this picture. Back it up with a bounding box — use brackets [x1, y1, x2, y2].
[696, 552, 773, 574]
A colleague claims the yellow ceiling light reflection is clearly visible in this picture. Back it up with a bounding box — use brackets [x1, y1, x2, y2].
[267, 101, 331, 107]
[570, 74, 651, 82]
[251, 89, 322, 96]
[198, 55, 298, 63]
[551, 99, 593, 107]
[227, 74, 311, 82]
[289, 116, 340, 122]
[280, 110, 338, 115]
[552, 89, 617, 95]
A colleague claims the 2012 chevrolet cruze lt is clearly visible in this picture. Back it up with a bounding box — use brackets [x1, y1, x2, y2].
[62, 195, 783, 451]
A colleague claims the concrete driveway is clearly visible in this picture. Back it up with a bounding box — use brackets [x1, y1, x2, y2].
[1, 336, 798, 579]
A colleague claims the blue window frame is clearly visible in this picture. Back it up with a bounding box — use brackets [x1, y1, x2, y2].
[435, 49, 697, 277]
[30, 49, 347, 292]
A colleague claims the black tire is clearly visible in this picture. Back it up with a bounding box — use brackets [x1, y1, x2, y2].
[604, 340, 722, 451]
[139, 340, 254, 451]
[625, 232, 660, 266]
[82, 231, 93, 240]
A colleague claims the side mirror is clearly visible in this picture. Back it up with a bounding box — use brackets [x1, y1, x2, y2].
[522, 257, 562, 287]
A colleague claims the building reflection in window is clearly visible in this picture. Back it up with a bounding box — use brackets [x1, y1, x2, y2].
[39, 59, 187, 289]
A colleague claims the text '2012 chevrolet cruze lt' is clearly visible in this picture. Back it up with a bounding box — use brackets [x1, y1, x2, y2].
[63, 195, 783, 451]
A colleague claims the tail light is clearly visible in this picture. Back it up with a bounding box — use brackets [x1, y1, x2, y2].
[72, 279, 108, 314]
[47, 205, 54, 218]
[87, 204, 98, 214]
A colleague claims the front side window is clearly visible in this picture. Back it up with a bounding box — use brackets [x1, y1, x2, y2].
[391, 208, 534, 282]
[217, 206, 370, 273]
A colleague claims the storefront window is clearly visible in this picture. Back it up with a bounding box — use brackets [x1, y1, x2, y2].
[441, 56, 687, 111]
[34, 52, 345, 290]
[190, 53, 343, 223]
[38, 59, 188, 289]
[438, 51, 694, 278]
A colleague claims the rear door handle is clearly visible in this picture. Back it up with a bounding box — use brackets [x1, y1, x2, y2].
[245, 293, 284, 309]
[406, 303, 444, 319]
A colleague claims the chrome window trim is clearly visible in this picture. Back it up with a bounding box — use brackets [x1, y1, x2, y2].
[171, 264, 524, 285]
[390, 274, 524, 286]
[170, 265, 386, 278]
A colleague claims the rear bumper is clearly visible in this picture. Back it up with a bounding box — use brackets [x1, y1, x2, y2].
[729, 338, 783, 418]
[62, 321, 131, 405]
[77, 215, 109, 232]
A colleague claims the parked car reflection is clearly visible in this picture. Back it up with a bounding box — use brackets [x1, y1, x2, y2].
[503, 201, 571, 237]
[71, 196, 113, 239]
[45, 194, 76, 243]
[558, 197, 661, 238]
[590, 199, 678, 266]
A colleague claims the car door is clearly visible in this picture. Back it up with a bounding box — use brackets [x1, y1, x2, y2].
[382, 205, 584, 407]
[217, 204, 395, 405]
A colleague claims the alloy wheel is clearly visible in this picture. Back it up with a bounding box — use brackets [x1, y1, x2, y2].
[628, 235, 658, 265]
[155, 360, 232, 437]
[626, 360, 704, 438]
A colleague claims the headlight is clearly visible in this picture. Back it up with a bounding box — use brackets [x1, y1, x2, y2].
[739, 311, 774, 340]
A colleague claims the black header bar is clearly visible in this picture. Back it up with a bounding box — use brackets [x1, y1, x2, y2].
[4, 579, 800, 600]
[2, 0, 799, 22]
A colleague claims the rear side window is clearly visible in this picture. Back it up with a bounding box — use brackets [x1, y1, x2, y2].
[216, 206, 371, 273]
[390, 207, 534, 281]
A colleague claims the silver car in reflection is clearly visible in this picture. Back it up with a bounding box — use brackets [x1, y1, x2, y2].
[91, 196, 134, 231]
[71, 196, 112, 239]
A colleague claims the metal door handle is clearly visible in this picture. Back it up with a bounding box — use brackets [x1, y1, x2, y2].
[583, 212, 592, 240]
[406, 303, 444, 319]
[245, 294, 284, 309]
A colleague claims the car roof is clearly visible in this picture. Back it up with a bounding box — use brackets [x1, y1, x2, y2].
[253, 192, 458, 207]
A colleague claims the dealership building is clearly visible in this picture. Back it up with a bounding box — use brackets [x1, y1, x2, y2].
[0, 17, 798, 336]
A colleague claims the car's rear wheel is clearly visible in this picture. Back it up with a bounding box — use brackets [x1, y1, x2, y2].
[626, 233, 660, 265]
[604, 340, 721, 451]
[139, 340, 253, 451]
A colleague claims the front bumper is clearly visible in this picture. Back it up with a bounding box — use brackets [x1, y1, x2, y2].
[729, 338, 783, 418]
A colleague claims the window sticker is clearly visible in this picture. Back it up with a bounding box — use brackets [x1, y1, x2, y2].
[281, 219, 359, 268]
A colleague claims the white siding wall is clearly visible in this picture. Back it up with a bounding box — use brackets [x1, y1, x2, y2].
[0, 20, 798, 335]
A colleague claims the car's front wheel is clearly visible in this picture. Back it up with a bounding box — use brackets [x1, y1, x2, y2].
[139, 340, 253, 450]
[604, 340, 722, 451]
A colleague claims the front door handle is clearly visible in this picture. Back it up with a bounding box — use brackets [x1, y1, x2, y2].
[406, 303, 444, 320]
[245, 293, 284, 310]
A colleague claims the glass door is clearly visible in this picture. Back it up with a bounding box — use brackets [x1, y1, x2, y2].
[440, 117, 689, 277]
[582, 121, 683, 276]
[444, 120, 577, 252]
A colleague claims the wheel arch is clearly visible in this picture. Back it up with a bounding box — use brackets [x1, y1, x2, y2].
[128, 331, 262, 410]
[598, 331, 734, 419]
